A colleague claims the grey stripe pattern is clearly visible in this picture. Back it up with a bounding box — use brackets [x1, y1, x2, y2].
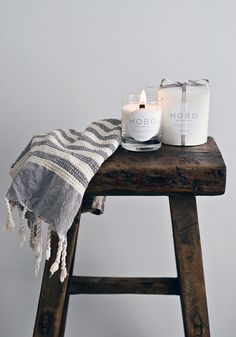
[5, 119, 121, 281]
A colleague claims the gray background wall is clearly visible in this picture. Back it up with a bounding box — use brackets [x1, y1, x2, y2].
[0, 0, 234, 336]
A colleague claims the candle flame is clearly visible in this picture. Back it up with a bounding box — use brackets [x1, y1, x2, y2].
[140, 90, 146, 105]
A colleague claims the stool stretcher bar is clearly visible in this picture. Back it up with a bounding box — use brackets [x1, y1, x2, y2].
[70, 276, 180, 295]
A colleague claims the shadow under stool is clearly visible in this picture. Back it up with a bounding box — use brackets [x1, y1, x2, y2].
[33, 137, 226, 337]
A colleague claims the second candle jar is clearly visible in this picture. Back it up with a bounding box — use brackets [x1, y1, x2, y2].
[121, 89, 162, 152]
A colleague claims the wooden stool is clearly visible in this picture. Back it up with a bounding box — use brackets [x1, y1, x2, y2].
[33, 137, 226, 337]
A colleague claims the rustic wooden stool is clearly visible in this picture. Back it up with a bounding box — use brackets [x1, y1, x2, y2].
[33, 137, 226, 337]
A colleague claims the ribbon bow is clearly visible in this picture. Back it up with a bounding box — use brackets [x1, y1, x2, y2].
[160, 78, 209, 89]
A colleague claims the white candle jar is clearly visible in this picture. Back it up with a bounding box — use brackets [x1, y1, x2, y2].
[158, 79, 210, 146]
[121, 90, 162, 152]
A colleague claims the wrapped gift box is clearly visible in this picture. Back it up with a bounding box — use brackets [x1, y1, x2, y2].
[158, 79, 210, 146]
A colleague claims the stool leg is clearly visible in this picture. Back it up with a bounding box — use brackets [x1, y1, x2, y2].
[58, 219, 80, 337]
[169, 195, 210, 337]
[33, 209, 82, 337]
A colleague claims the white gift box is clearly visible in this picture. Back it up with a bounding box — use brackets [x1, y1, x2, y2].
[158, 79, 210, 146]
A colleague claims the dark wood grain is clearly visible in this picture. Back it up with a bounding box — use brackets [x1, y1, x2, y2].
[33, 210, 82, 337]
[86, 137, 226, 196]
[70, 276, 180, 295]
[169, 195, 210, 337]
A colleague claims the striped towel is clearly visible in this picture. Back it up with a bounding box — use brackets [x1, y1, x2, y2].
[4, 119, 121, 282]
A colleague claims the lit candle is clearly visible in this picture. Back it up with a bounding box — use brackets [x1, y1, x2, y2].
[121, 89, 162, 152]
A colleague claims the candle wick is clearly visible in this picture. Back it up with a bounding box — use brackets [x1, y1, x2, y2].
[139, 103, 145, 109]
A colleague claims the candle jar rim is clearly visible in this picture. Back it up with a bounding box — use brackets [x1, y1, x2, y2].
[123, 93, 163, 105]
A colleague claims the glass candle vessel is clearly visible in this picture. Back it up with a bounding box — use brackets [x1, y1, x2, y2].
[121, 89, 162, 152]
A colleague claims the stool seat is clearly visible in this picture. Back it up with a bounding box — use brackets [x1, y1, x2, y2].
[33, 137, 226, 337]
[87, 137, 226, 196]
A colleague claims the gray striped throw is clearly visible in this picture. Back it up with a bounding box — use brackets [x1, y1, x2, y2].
[4, 119, 121, 282]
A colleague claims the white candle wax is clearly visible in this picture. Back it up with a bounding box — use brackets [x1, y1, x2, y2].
[122, 103, 138, 137]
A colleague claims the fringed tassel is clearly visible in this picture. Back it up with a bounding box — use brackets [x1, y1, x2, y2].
[45, 227, 52, 260]
[18, 206, 27, 247]
[60, 238, 68, 283]
[49, 235, 64, 277]
[4, 197, 15, 230]
[48, 232, 68, 282]
[34, 217, 42, 276]
[29, 217, 42, 276]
